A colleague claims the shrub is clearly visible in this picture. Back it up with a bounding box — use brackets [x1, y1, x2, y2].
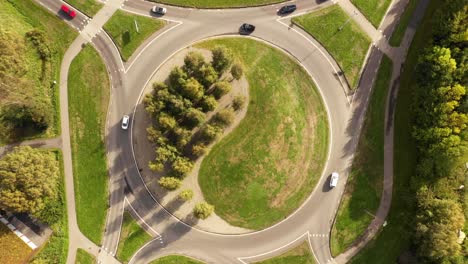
[193, 202, 214, 219]
[149, 161, 164, 172]
[212, 108, 235, 127]
[173, 127, 192, 150]
[172, 156, 194, 178]
[200, 95, 218, 112]
[199, 64, 218, 88]
[183, 51, 206, 78]
[158, 177, 182, 190]
[212, 81, 232, 99]
[212, 46, 233, 74]
[180, 77, 204, 101]
[184, 108, 206, 128]
[232, 95, 246, 111]
[230, 62, 244, 80]
[146, 126, 163, 143]
[25, 30, 51, 61]
[169, 67, 188, 91]
[200, 124, 223, 142]
[178, 189, 194, 201]
[192, 143, 207, 157]
[158, 113, 177, 131]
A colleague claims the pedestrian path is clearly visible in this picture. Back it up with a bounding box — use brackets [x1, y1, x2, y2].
[79, 0, 126, 42]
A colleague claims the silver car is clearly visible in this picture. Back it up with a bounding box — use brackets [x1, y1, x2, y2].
[121, 115, 130, 130]
[330, 172, 339, 188]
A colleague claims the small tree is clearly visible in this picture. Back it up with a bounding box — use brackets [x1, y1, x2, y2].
[173, 127, 192, 150]
[200, 95, 218, 112]
[192, 143, 207, 157]
[212, 46, 233, 74]
[200, 124, 223, 142]
[172, 156, 194, 178]
[149, 161, 164, 172]
[184, 108, 206, 128]
[178, 189, 194, 201]
[158, 113, 177, 131]
[232, 95, 246, 111]
[183, 51, 206, 78]
[169, 67, 188, 91]
[158, 177, 182, 190]
[200, 64, 218, 88]
[147, 126, 163, 143]
[212, 108, 235, 127]
[180, 77, 204, 101]
[212, 81, 232, 99]
[230, 62, 244, 80]
[194, 202, 214, 219]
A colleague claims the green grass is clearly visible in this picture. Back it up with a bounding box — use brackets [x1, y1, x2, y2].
[349, 2, 439, 263]
[255, 242, 316, 264]
[76, 249, 96, 264]
[116, 212, 152, 263]
[330, 55, 393, 256]
[148, 0, 286, 8]
[197, 38, 329, 229]
[0, 223, 33, 264]
[31, 150, 69, 264]
[293, 5, 371, 89]
[389, 0, 419, 47]
[151, 255, 204, 264]
[64, 0, 103, 17]
[351, 0, 392, 27]
[104, 10, 165, 61]
[68, 45, 110, 245]
[0, 0, 77, 145]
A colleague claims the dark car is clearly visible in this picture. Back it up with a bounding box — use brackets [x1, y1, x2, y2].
[239, 23, 255, 35]
[61, 4, 76, 18]
[278, 4, 297, 15]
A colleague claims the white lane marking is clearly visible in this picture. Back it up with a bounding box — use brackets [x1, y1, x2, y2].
[124, 196, 161, 237]
[307, 231, 321, 264]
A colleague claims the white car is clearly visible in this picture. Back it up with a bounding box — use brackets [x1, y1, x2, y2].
[151, 6, 167, 15]
[121, 115, 130, 130]
[330, 172, 339, 188]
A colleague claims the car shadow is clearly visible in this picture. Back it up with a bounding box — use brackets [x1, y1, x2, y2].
[322, 174, 332, 192]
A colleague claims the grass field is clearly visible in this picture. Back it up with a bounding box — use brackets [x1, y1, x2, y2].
[293, 5, 371, 89]
[116, 212, 152, 263]
[149, 0, 285, 8]
[349, 2, 438, 263]
[351, 0, 392, 27]
[68, 45, 110, 245]
[151, 255, 204, 264]
[330, 55, 393, 256]
[256, 242, 316, 264]
[76, 249, 96, 264]
[31, 150, 69, 264]
[0, 223, 33, 264]
[0, 0, 77, 145]
[389, 0, 418, 47]
[197, 38, 328, 229]
[104, 10, 165, 61]
[64, 0, 103, 17]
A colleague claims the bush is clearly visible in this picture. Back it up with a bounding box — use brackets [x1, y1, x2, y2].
[212, 108, 235, 127]
[184, 108, 206, 128]
[212, 81, 232, 99]
[173, 127, 192, 150]
[25, 30, 51, 61]
[230, 62, 244, 80]
[212, 46, 233, 74]
[192, 143, 207, 157]
[169, 66, 188, 91]
[200, 95, 218, 112]
[200, 124, 223, 142]
[149, 161, 164, 172]
[180, 77, 204, 101]
[158, 177, 182, 190]
[178, 189, 194, 201]
[172, 156, 194, 178]
[183, 51, 206, 78]
[200, 64, 218, 88]
[232, 95, 246, 111]
[158, 113, 177, 131]
[193, 202, 214, 219]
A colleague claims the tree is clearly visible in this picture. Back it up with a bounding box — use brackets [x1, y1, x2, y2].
[173, 127, 192, 150]
[0, 146, 59, 215]
[184, 108, 206, 128]
[212, 46, 233, 74]
[149, 161, 164, 172]
[180, 77, 204, 101]
[212, 108, 235, 127]
[158, 177, 182, 190]
[212, 81, 232, 99]
[146, 126, 163, 143]
[193, 202, 214, 219]
[192, 143, 207, 157]
[199, 64, 218, 88]
[183, 51, 206, 78]
[155, 144, 178, 164]
[200, 95, 218, 112]
[178, 189, 194, 201]
[232, 95, 246, 111]
[417, 46, 457, 87]
[200, 124, 223, 142]
[230, 62, 244, 80]
[172, 156, 194, 178]
[169, 66, 188, 91]
[158, 113, 177, 132]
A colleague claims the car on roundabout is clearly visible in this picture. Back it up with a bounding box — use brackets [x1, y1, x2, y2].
[151, 6, 167, 15]
[239, 23, 255, 35]
[278, 4, 297, 15]
[330, 172, 339, 188]
[121, 115, 130, 130]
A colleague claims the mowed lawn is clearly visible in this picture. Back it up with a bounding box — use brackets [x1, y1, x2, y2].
[76, 249, 96, 264]
[64, 0, 103, 17]
[350, 2, 438, 263]
[116, 212, 152, 263]
[68, 45, 110, 245]
[197, 38, 329, 229]
[0, 0, 77, 144]
[104, 10, 165, 61]
[148, 0, 286, 8]
[256, 242, 316, 264]
[351, 0, 392, 27]
[293, 5, 371, 89]
[151, 255, 204, 264]
[0, 223, 33, 264]
[330, 55, 392, 256]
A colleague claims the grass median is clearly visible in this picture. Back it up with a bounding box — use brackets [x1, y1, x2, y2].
[64, 0, 103, 17]
[151, 255, 204, 264]
[349, 2, 438, 262]
[330, 55, 392, 256]
[256, 242, 316, 264]
[351, 0, 392, 27]
[197, 38, 328, 230]
[389, 0, 419, 47]
[148, 0, 285, 8]
[68, 45, 110, 245]
[293, 5, 371, 89]
[116, 212, 152, 263]
[76, 249, 96, 264]
[104, 10, 165, 62]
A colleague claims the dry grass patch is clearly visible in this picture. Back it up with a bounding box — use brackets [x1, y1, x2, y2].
[0, 223, 33, 264]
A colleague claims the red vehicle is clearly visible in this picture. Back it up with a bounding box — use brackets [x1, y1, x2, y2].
[61, 5, 76, 18]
